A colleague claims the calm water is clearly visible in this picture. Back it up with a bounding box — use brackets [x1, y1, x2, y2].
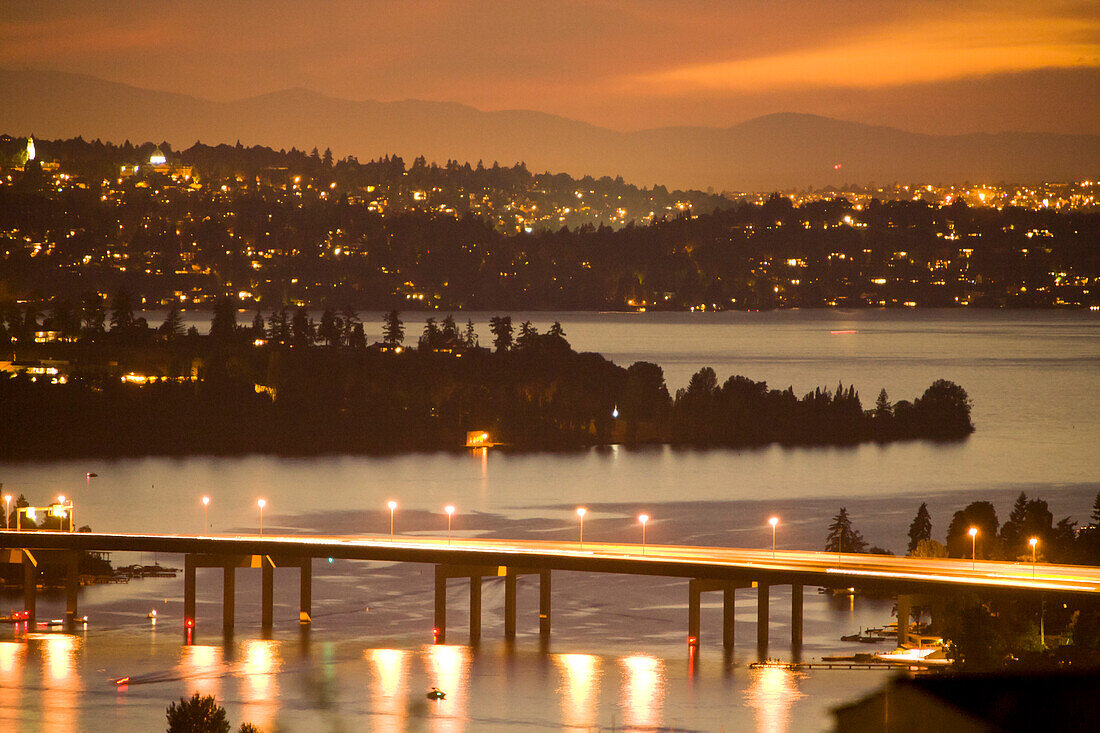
[1, 309, 1097, 731]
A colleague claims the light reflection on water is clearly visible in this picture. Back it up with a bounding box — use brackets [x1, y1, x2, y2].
[0, 641, 26, 727]
[554, 653, 601, 729]
[239, 639, 281, 731]
[178, 644, 223, 698]
[39, 634, 82, 733]
[744, 666, 805, 733]
[619, 654, 665, 730]
[422, 644, 470, 733]
[367, 648, 410, 732]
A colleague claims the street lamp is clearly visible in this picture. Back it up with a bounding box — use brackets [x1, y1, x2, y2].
[57, 495, 73, 532]
[1029, 537, 1038, 577]
[258, 498, 266, 536]
[576, 507, 587, 548]
[445, 505, 455, 544]
[201, 496, 210, 535]
[769, 516, 779, 559]
[3, 494, 10, 530]
[388, 500, 397, 537]
[968, 526, 978, 569]
[638, 514, 649, 555]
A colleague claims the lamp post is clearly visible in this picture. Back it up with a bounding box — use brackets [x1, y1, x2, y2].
[201, 496, 210, 535]
[1029, 537, 1038, 577]
[445, 505, 455, 544]
[968, 527, 978, 570]
[768, 516, 779, 559]
[258, 498, 266, 536]
[4, 493, 11, 530]
[576, 507, 587, 548]
[638, 514, 649, 556]
[388, 500, 397, 537]
[57, 495, 73, 532]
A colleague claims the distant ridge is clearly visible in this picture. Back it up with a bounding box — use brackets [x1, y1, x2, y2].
[3, 68, 1098, 190]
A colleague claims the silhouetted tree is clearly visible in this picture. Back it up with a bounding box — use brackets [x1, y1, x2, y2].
[161, 303, 184, 340]
[80, 292, 106, 334]
[319, 307, 339, 346]
[340, 305, 359, 345]
[548, 321, 566, 338]
[165, 692, 230, 733]
[420, 317, 441, 350]
[109, 288, 134, 332]
[209, 297, 237, 342]
[825, 507, 867, 553]
[516, 320, 538, 349]
[907, 502, 933, 554]
[383, 310, 404, 345]
[267, 308, 290, 344]
[290, 306, 313, 347]
[946, 501, 1000, 559]
[914, 379, 973, 437]
[463, 319, 478, 348]
[489, 316, 513, 352]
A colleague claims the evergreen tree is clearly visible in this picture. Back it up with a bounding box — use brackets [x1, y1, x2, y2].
[489, 316, 513, 352]
[250, 310, 265, 340]
[548, 321, 566, 338]
[825, 507, 867, 553]
[267, 308, 290, 344]
[907, 502, 933, 554]
[209, 296, 237, 342]
[383, 310, 404, 345]
[340, 305, 359, 346]
[420, 317, 441, 350]
[874, 388, 892, 418]
[161, 303, 184, 340]
[109, 288, 135, 332]
[165, 692, 230, 733]
[290, 306, 313, 347]
[319, 307, 339, 346]
[516, 320, 538, 349]
[441, 314, 458, 343]
[463, 319, 478, 348]
[79, 291, 104, 334]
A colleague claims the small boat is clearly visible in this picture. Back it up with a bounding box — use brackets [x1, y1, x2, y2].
[0, 610, 29, 624]
[147, 610, 158, 620]
[426, 687, 446, 701]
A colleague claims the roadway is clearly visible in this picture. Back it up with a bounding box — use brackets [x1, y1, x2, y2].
[4, 530, 1098, 596]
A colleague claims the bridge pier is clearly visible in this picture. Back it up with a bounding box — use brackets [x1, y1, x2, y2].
[757, 583, 770, 654]
[539, 569, 551, 640]
[897, 594, 912, 647]
[182, 554, 311, 635]
[687, 580, 743, 649]
[65, 551, 80, 626]
[299, 558, 311, 624]
[23, 550, 37, 627]
[184, 554, 196, 633]
[222, 566, 235, 635]
[791, 584, 803, 649]
[261, 556, 274, 630]
[435, 564, 548, 644]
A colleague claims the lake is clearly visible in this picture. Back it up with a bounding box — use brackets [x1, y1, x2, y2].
[1, 309, 1097, 731]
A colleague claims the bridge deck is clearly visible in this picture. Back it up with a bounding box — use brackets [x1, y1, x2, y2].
[3, 531, 1097, 596]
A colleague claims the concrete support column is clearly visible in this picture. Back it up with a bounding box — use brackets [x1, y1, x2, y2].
[65, 551, 80, 623]
[688, 580, 702, 645]
[723, 586, 736, 649]
[757, 584, 770, 652]
[434, 565, 447, 644]
[469, 576, 482, 642]
[261, 557, 274, 629]
[222, 566, 235, 635]
[23, 552, 37, 626]
[299, 559, 311, 624]
[184, 554, 196, 629]
[897, 594, 912, 647]
[791, 584, 804, 649]
[504, 570, 517, 639]
[539, 570, 551, 639]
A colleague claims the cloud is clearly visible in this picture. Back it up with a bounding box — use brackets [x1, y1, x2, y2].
[632, 11, 1100, 94]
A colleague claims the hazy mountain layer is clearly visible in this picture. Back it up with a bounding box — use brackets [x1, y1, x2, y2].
[3, 68, 1098, 190]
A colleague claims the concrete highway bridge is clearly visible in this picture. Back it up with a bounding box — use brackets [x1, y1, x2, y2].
[4, 531, 1098, 651]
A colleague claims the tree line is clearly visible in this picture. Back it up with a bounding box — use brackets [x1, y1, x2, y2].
[0, 308, 972, 458]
